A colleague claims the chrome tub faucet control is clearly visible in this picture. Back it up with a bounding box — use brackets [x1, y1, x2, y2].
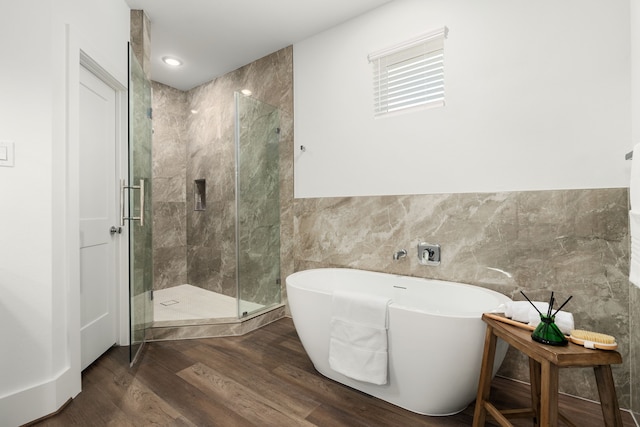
[418, 242, 440, 266]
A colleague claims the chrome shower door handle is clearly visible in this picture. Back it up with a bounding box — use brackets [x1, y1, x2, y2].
[120, 179, 126, 227]
[120, 178, 145, 227]
[138, 179, 145, 227]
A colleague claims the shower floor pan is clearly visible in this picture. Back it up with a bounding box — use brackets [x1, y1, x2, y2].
[153, 284, 263, 323]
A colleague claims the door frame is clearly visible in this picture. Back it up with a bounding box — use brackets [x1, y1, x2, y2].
[79, 51, 130, 346]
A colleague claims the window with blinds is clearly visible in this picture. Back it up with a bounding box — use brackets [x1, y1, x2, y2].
[369, 27, 447, 117]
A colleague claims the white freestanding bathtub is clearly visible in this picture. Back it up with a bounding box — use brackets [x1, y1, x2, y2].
[286, 268, 511, 416]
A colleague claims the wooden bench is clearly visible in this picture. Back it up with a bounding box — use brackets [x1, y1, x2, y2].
[473, 313, 623, 427]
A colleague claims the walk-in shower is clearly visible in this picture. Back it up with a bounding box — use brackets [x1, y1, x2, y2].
[152, 91, 282, 326]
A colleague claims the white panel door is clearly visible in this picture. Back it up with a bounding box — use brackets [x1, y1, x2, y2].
[79, 65, 118, 370]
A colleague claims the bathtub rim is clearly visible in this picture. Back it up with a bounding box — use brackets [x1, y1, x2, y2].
[286, 267, 512, 319]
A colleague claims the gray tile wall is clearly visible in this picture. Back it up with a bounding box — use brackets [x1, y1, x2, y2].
[151, 82, 188, 290]
[631, 283, 640, 417]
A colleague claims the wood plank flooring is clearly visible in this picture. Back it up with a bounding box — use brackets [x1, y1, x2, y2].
[30, 318, 636, 426]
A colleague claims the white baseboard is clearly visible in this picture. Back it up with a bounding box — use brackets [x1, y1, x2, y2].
[0, 367, 79, 427]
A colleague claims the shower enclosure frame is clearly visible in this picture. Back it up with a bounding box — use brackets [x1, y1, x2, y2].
[128, 43, 153, 364]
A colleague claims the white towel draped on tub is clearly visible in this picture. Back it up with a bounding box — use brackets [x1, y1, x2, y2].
[329, 290, 391, 385]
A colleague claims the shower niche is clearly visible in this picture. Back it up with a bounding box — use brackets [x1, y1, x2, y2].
[194, 179, 206, 211]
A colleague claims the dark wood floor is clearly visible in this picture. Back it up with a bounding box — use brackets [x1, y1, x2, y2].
[31, 318, 635, 426]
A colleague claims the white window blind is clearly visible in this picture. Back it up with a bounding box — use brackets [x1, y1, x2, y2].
[369, 27, 447, 117]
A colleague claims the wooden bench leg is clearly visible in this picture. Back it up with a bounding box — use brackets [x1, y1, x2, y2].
[529, 358, 541, 427]
[539, 361, 558, 427]
[593, 365, 623, 427]
[473, 325, 498, 427]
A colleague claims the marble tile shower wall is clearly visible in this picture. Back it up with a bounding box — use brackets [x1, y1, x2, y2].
[293, 189, 633, 407]
[184, 77, 236, 295]
[151, 82, 188, 290]
[151, 47, 294, 301]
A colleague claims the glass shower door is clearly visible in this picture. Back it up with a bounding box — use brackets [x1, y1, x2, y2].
[128, 45, 153, 364]
[235, 93, 281, 318]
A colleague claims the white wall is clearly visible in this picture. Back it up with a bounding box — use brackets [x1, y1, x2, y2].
[630, 0, 640, 417]
[294, 0, 632, 198]
[0, 0, 55, 403]
[0, 1, 130, 425]
[633, 0, 640, 146]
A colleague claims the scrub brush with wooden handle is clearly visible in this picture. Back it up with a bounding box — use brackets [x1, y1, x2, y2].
[569, 329, 618, 350]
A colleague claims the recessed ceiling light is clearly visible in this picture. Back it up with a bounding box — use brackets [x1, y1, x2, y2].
[162, 56, 182, 67]
[241, 89, 252, 96]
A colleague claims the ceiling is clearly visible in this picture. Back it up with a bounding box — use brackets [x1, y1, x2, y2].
[124, 0, 393, 91]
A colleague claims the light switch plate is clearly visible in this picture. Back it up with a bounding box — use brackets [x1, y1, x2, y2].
[0, 141, 15, 167]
